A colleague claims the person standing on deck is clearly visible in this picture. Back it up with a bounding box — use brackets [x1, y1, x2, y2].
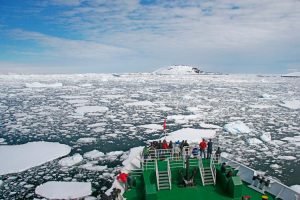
[207, 139, 213, 159]
[199, 139, 207, 158]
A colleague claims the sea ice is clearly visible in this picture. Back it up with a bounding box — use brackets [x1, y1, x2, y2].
[199, 123, 222, 129]
[83, 150, 105, 160]
[270, 164, 281, 169]
[80, 163, 107, 171]
[59, 154, 83, 167]
[77, 137, 97, 143]
[248, 138, 263, 145]
[224, 121, 251, 134]
[280, 100, 300, 110]
[0, 138, 5, 144]
[0, 142, 71, 175]
[124, 101, 154, 106]
[75, 106, 109, 116]
[25, 82, 63, 88]
[290, 185, 300, 193]
[154, 128, 216, 143]
[277, 156, 297, 160]
[138, 124, 162, 131]
[260, 132, 272, 142]
[35, 181, 92, 199]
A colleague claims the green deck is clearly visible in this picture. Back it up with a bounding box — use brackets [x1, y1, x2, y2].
[125, 182, 275, 200]
[124, 158, 276, 200]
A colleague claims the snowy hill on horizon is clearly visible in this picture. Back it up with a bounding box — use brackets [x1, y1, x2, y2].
[152, 65, 219, 75]
[281, 72, 300, 77]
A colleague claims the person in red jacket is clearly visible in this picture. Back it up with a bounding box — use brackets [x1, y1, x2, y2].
[199, 138, 207, 158]
[162, 139, 169, 149]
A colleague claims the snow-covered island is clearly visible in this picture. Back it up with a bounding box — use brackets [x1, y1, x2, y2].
[281, 72, 300, 77]
[152, 65, 221, 75]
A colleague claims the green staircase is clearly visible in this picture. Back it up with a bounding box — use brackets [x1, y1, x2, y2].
[157, 160, 171, 190]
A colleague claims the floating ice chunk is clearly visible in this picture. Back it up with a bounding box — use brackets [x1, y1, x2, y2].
[155, 106, 172, 111]
[259, 93, 276, 99]
[249, 104, 276, 109]
[35, 181, 91, 199]
[59, 154, 83, 167]
[290, 185, 300, 193]
[75, 106, 108, 116]
[153, 128, 216, 143]
[199, 123, 222, 129]
[83, 150, 105, 160]
[107, 151, 124, 157]
[0, 142, 71, 175]
[270, 164, 281, 169]
[77, 137, 97, 143]
[280, 100, 300, 109]
[124, 101, 154, 106]
[25, 82, 63, 88]
[260, 132, 272, 142]
[0, 138, 5, 144]
[138, 124, 162, 130]
[248, 138, 263, 145]
[80, 163, 107, 171]
[277, 156, 297, 160]
[224, 121, 251, 134]
[0, 180, 2, 186]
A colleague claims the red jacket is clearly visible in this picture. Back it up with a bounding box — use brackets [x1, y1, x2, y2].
[199, 141, 207, 150]
[117, 173, 128, 183]
[162, 143, 168, 149]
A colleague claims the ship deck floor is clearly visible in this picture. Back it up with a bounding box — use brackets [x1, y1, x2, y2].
[124, 181, 275, 200]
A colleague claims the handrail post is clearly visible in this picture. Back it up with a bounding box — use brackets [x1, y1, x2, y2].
[155, 159, 159, 190]
[167, 159, 172, 190]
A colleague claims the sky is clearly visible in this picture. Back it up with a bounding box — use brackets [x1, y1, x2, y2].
[0, 0, 299, 74]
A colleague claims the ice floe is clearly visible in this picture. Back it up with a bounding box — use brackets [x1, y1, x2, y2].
[138, 124, 162, 131]
[59, 154, 83, 167]
[77, 137, 97, 143]
[277, 156, 297, 160]
[199, 123, 222, 129]
[124, 101, 154, 106]
[224, 121, 251, 134]
[280, 100, 300, 109]
[290, 185, 300, 193]
[83, 150, 105, 160]
[25, 82, 63, 88]
[75, 106, 109, 116]
[80, 163, 107, 171]
[260, 132, 272, 142]
[248, 138, 263, 145]
[0, 138, 5, 144]
[154, 128, 216, 143]
[0, 142, 71, 175]
[35, 181, 92, 199]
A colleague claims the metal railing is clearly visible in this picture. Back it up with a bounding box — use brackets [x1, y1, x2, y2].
[210, 155, 216, 185]
[198, 157, 205, 186]
[155, 159, 160, 190]
[167, 159, 172, 189]
[220, 156, 300, 200]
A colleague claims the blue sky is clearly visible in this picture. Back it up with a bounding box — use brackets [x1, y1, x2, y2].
[0, 0, 299, 74]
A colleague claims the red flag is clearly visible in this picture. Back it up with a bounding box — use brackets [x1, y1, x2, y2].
[163, 119, 167, 130]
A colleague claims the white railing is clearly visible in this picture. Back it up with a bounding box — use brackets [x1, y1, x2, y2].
[198, 158, 205, 186]
[156, 149, 172, 160]
[210, 156, 216, 185]
[220, 156, 300, 200]
[155, 159, 160, 190]
[167, 159, 172, 189]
